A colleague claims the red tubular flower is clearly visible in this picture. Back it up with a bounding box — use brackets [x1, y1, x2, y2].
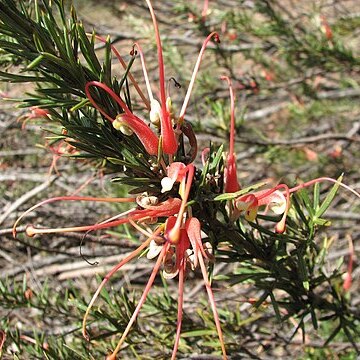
[225, 152, 240, 193]
[167, 164, 195, 244]
[46, 139, 78, 176]
[235, 185, 289, 233]
[160, 162, 187, 193]
[94, 210, 226, 360]
[221, 76, 240, 193]
[87, 3, 219, 159]
[85, 81, 159, 155]
[102, 210, 227, 360]
[16, 179, 229, 359]
[320, 15, 333, 41]
[28, 106, 49, 118]
[235, 176, 360, 234]
[235, 193, 260, 221]
[114, 113, 159, 155]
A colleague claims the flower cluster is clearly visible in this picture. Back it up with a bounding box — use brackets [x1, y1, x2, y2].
[12, 0, 360, 359]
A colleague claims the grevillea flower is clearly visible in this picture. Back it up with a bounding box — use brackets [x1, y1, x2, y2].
[85, 81, 159, 156]
[235, 185, 290, 233]
[12, 168, 226, 359]
[17, 108, 77, 175]
[221, 76, 240, 193]
[6, 0, 360, 358]
[232, 177, 360, 234]
[319, 15, 333, 41]
[82, 13, 225, 357]
[161, 161, 187, 194]
[235, 190, 286, 221]
[98, 161, 227, 360]
[45, 136, 78, 176]
[85, 0, 219, 161]
[219, 77, 360, 233]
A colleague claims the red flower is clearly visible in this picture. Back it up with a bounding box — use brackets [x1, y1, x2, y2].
[85, 81, 159, 156]
[221, 76, 241, 193]
[86, 0, 219, 160]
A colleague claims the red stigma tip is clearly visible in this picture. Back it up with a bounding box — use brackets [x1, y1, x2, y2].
[130, 46, 137, 56]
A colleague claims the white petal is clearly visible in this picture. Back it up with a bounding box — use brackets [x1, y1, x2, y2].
[163, 268, 179, 279]
[268, 191, 287, 214]
[161, 177, 175, 193]
[147, 240, 163, 259]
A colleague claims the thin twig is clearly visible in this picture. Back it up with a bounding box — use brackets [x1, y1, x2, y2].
[317, 88, 360, 99]
[0, 149, 43, 157]
[0, 176, 57, 225]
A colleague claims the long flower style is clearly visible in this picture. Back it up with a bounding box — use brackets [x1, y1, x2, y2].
[11, 0, 360, 359]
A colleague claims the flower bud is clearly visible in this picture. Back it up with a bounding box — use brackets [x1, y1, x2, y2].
[147, 240, 163, 259]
